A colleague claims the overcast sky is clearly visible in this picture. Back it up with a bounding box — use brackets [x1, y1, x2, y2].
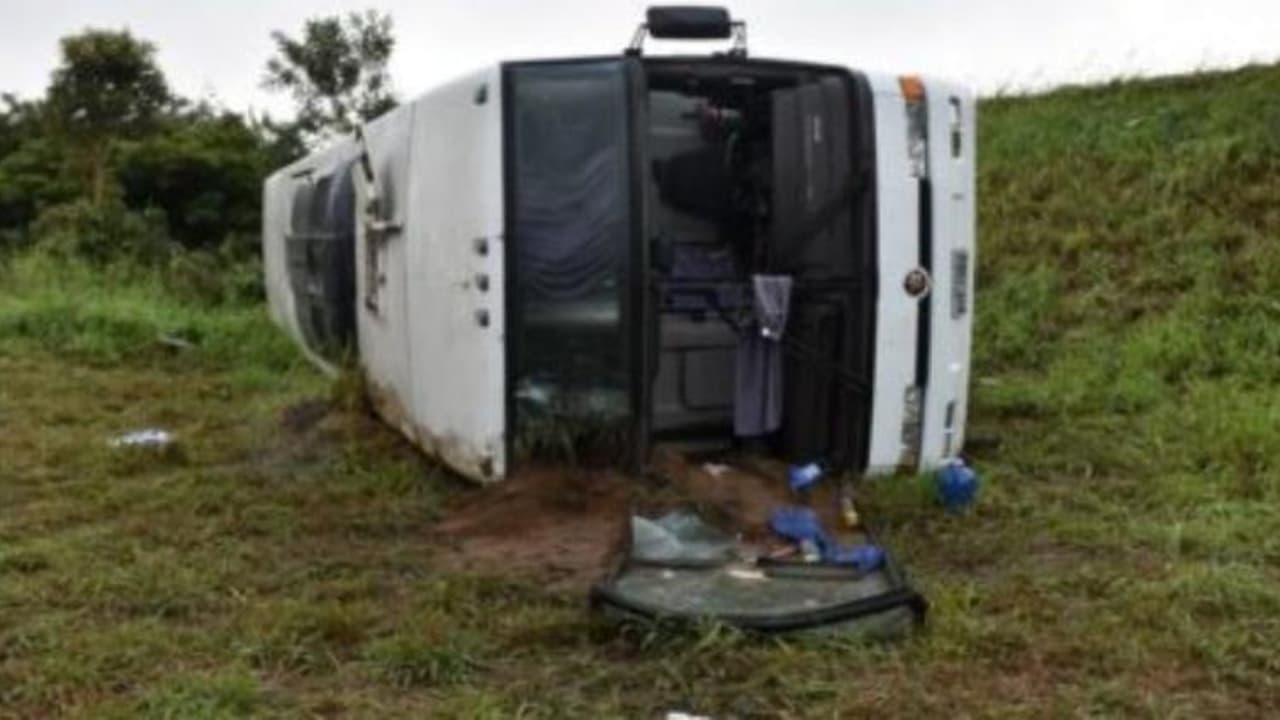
[3, 0, 1279, 116]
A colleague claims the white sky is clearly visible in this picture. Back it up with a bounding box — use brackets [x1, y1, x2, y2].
[2, 0, 1279, 117]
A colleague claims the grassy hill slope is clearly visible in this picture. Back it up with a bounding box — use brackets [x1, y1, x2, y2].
[2, 64, 1280, 717]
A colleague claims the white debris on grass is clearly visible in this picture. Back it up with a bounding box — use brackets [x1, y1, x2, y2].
[108, 429, 174, 449]
[702, 462, 731, 477]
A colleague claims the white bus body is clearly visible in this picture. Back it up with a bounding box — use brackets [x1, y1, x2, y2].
[262, 19, 974, 485]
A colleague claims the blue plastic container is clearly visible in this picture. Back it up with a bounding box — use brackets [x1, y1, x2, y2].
[936, 460, 979, 511]
[788, 462, 824, 492]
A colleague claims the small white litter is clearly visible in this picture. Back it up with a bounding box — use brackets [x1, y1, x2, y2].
[702, 463, 731, 477]
[108, 429, 174, 449]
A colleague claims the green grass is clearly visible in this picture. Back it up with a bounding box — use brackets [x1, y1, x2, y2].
[5, 63, 1280, 717]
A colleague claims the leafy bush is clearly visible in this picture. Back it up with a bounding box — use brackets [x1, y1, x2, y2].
[164, 243, 264, 306]
[0, 139, 80, 251]
[0, 252, 302, 370]
[29, 198, 172, 265]
[0, 34, 287, 267]
[115, 112, 272, 251]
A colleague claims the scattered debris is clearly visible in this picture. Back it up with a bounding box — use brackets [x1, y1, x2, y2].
[787, 461, 824, 492]
[650, 448, 845, 538]
[701, 462, 731, 478]
[594, 499, 923, 633]
[824, 544, 884, 572]
[798, 537, 822, 563]
[768, 507, 884, 571]
[432, 447, 927, 634]
[840, 485, 860, 529]
[936, 459, 980, 511]
[631, 510, 737, 566]
[156, 333, 197, 351]
[108, 428, 174, 449]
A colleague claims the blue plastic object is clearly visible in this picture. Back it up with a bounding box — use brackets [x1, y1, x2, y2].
[768, 507, 885, 570]
[936, 460, 980, 510]
[770, 507, 826, 547]
[825, 544, 885, 572]
[787, 462, 824, 492]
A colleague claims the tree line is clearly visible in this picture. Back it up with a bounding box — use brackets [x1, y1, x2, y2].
[0, 10, 396, 277]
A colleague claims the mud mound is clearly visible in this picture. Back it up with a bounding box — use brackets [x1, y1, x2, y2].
[431, 466, 633, 592]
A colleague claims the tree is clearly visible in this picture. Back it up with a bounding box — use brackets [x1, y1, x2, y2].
[263, 10, 397, 146]
[0, 96, 78, 246]
[45, 30, 171, 206]
[114, 106, 272, 250]
[0, 94, 43, 159]
[0, 137, 80, 246]
[248, 112, 308, 170]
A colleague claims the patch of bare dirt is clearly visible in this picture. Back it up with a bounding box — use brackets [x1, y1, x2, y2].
[430, 465, 633, 592]
[279, 398, 330, 434]
[428, 446, 852, 592]
[647, 447, 847, 540]
[261, 398, 427, 472]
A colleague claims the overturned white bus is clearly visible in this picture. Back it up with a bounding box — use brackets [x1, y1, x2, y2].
[262, 7, 976, 485]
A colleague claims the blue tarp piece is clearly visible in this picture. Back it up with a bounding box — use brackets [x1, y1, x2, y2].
[769, 507, 883, 572]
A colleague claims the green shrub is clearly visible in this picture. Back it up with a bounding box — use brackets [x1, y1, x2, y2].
[30, 198, 172, 265]
[114, 113, 271, 252]
[164, 246, 263, 306]
[0, 252, 299, 370]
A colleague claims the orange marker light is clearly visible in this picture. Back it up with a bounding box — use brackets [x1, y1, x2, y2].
[899, 75, 925, 103]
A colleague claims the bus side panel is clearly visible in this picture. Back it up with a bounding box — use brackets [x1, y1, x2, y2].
[865, 77, 922, 475]
[919, 80, 976, 464]
[262, 172, 298, 344]
[404, 66, 507, 483]
[355, 105, 417, 451]
[262, 141, 358, 376]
